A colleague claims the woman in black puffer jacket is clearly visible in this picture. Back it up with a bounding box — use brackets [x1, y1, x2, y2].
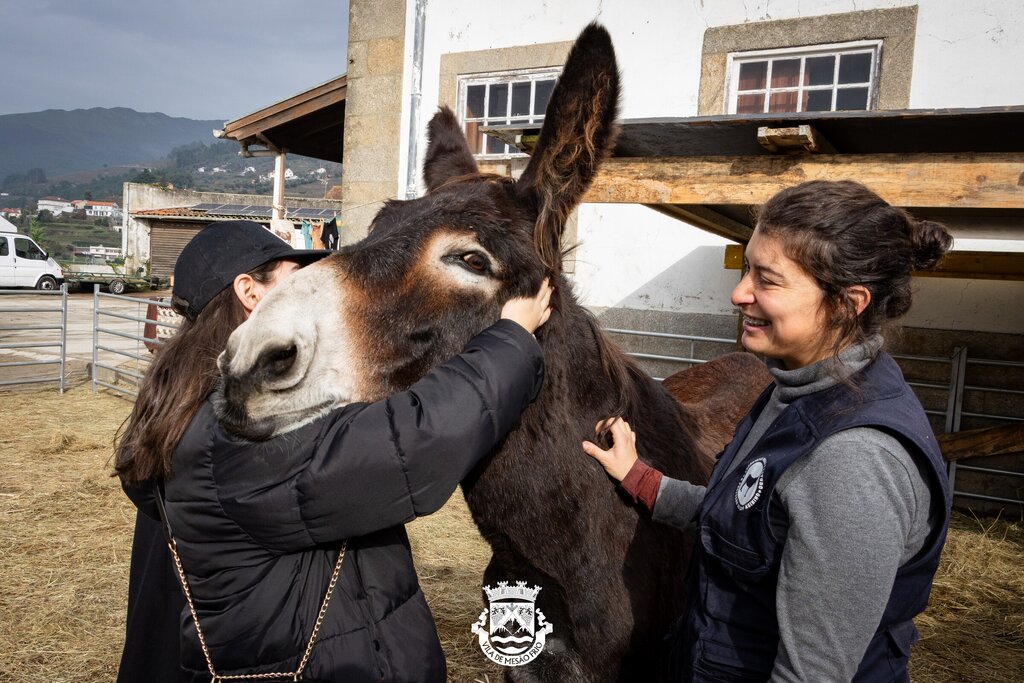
[116, 221, 551, 682]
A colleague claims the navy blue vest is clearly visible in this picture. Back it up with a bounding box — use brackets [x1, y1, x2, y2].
[679, 352, 950, 682]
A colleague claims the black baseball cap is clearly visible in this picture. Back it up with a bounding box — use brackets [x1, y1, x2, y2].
[173, 220, 331, 321]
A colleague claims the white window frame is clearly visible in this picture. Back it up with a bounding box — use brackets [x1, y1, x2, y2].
[457, 67, 561, 160]
[725, 40, 883, 114]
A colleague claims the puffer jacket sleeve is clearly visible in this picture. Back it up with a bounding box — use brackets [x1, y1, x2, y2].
[293, 318, 544, 544]
[121, 479, 161, 521]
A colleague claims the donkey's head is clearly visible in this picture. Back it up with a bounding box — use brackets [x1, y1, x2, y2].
[215, 23, 619, 438]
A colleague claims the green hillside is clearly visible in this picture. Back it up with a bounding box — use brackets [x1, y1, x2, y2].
[0, 107, 224, 179]
[1, 140, 342, 211]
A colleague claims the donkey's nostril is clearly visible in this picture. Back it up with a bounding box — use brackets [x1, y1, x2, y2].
[259, 344, 298, 378]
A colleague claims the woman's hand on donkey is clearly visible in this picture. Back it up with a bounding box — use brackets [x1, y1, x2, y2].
[500, 278, 554, 334]
[582, 417, 639, 482]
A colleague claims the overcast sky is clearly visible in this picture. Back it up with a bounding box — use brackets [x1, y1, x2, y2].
[0, 0, 349, 121]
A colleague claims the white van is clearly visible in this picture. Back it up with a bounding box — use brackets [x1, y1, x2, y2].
[0, 217, 65, 290]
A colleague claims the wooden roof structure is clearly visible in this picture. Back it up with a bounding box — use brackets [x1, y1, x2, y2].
[217, 75, 346, 161]
[485, 107, 1024, 281]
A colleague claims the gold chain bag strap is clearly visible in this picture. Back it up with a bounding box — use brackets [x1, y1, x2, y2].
[154, 483, 347, 682]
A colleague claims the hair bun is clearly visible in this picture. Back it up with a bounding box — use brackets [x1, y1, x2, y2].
[910, 219, 952, 270]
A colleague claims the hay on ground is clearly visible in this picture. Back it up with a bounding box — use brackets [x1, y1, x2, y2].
[0, 384, 1021, 682]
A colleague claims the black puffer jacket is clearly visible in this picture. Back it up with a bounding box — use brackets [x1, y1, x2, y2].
[128, 320, 544, 682]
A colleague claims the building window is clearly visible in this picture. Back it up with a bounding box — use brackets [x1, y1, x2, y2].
[458, 69, 560, 157]
[727, 41, 881, 114]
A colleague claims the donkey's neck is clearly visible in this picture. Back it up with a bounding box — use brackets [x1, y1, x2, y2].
[534, 298, 643, 417]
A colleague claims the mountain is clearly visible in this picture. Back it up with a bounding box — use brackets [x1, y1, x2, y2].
[0, 107, 224, 180]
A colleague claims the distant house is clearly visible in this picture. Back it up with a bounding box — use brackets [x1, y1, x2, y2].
[0, 207, 21, 219]
[37, 197, 72, 215]
[197, 167, 206, 173]
[72, 245, 123, 260]
[85, 200, 121, 220]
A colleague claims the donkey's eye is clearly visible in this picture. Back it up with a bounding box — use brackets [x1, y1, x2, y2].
[461, 252, 490, 273]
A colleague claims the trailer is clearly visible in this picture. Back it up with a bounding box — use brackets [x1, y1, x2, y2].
[63, 269, 167, 294]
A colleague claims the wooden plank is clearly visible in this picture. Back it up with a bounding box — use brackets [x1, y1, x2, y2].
[938, 424, 1024, 462]
[724, 245, 1024, 280]
[757, 125, 836, 154]
[649, 204, 752, 243]
[583, 153, 1024, 209]
[223, 76, 347, 134]
[224, 87, 347, 142]
[916, 251, 1024, 281]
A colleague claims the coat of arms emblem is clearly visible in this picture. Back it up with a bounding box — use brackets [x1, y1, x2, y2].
[472, 581, 553, 666]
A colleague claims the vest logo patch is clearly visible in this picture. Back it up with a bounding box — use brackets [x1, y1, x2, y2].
[735, 457, 767, 510]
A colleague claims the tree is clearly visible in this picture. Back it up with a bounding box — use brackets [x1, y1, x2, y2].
[29, 218, 44, 243]
[133, 169, 157, 184]
[36, 210, 54, 223]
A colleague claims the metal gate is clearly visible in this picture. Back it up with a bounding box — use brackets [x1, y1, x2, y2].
[605, 327, 737, 380]
[0, 285, 68, 392]
[91, 285, 178, 398]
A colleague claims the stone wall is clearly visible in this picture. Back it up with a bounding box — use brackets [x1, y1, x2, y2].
[340, 0, 407, 244]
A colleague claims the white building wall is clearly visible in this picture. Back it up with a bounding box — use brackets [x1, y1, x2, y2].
[403, 0, 1024, 334]
[38, 199, 72, 215]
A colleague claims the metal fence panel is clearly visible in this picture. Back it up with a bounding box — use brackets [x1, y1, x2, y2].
[91, 285, 179, 398]
[0, 285, 67, 392]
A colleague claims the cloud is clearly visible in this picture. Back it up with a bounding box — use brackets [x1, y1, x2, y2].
[0, 0, 349, 121]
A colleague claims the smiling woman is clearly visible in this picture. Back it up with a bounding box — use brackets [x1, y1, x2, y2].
[732, 229, 836, 370]
[584, 179, 957, 682]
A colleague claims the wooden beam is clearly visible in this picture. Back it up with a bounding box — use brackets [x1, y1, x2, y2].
[724, 245, 1024, 281]
[917, 251, 1024, 281]
[224, 76, 346, 130]
[225, 87, 346, 142]
[647, 204, 753, 243]
[757, 125, 836, 154]
[583, 153, 1024, 209]
[938, 424, 1024, 462]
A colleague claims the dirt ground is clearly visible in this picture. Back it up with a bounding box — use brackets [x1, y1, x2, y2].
[0, 384, 1021, 682]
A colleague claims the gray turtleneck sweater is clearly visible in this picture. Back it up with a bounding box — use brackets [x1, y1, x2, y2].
[652, 337, 934, 683]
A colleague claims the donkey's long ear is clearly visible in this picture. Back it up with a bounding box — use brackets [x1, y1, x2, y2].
[516, 23, 620, 273]
[423, 107, 479, 193]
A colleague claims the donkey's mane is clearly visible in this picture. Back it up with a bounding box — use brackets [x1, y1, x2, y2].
[578, 308, 646, 426]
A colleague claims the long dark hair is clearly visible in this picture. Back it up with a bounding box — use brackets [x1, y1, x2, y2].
[757, 180, 952, 356]
[114, 262, 276, 486]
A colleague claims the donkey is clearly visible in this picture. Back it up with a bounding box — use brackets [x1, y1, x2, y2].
[214, 24, 768, 681]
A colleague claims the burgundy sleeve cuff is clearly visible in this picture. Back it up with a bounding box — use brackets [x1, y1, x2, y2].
[619, 459, 663, 512]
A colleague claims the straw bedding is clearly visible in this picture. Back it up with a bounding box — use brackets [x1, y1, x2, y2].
[0, 385, 1020, 682]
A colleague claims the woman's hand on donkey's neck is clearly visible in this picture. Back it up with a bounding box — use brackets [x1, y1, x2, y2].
[500, 278, 554, 334]
[582, 417, 639, 482]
